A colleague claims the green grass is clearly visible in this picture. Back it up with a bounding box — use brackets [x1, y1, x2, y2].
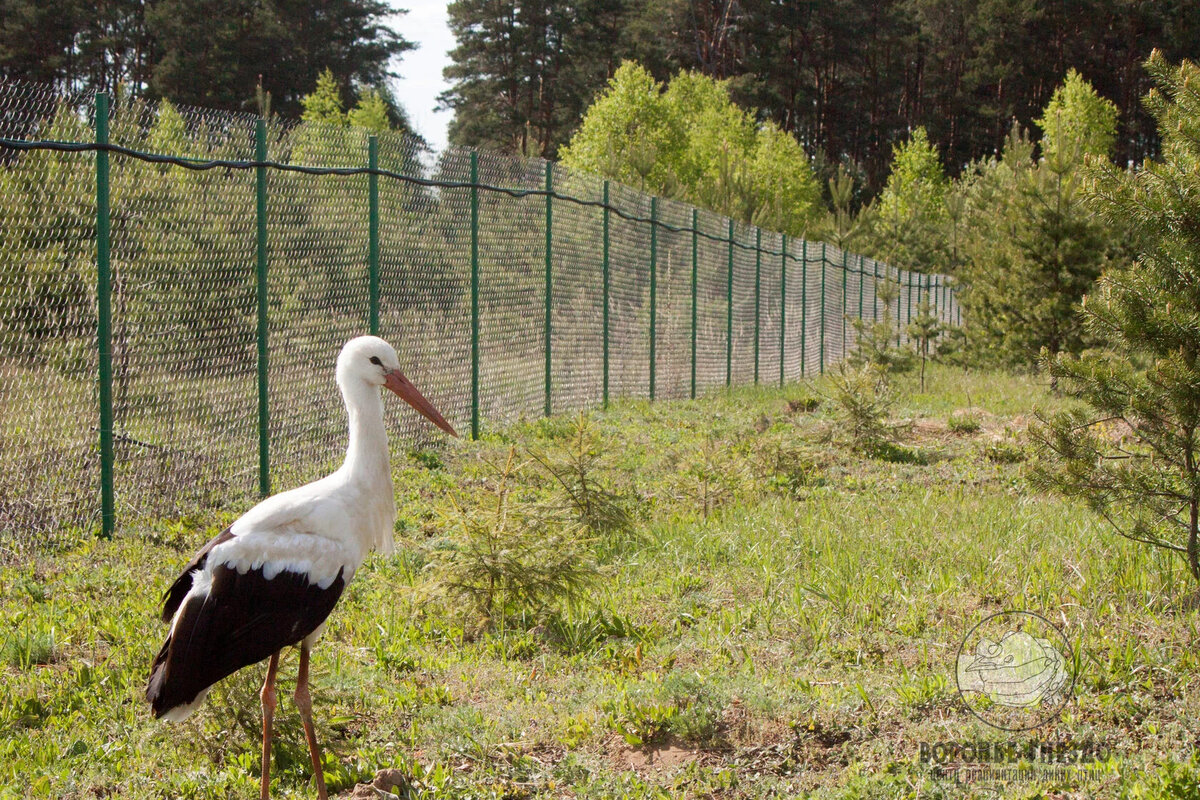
[2, 364, 1198, 799]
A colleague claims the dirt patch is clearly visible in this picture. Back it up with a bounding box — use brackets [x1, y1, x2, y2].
[608, 735, 700, 773]
[350, 768, 411, 798]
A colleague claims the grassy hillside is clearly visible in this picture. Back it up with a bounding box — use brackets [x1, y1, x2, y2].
[2, 366, 1198, 799]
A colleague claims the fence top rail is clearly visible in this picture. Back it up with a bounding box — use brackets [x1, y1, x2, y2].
[0, 132, 953, 285]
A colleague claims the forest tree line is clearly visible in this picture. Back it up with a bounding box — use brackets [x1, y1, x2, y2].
[440, 0, 1200, 192]
[0, 0, 411, 126]
[2, 0, 1199, 370]
[6, 1, 1199, 191]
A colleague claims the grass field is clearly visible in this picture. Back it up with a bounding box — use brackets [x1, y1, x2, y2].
[3, 365, 1199, 799]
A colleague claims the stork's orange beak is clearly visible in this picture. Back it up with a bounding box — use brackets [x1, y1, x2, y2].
[384, 370, 458, 437]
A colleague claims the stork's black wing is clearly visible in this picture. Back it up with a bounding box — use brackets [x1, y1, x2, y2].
[160, 527, 234, 622]
[146, 563, 345, 719]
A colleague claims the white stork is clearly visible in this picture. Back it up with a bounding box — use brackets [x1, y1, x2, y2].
[146, 336, 457, 800]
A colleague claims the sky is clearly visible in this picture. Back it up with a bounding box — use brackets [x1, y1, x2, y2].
[387, 1, 455, 152]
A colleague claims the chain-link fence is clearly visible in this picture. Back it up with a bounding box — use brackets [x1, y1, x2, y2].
[0, 82, 960, 557]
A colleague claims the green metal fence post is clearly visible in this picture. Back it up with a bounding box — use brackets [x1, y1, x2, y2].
[544, 162, 553, 417]
[895, 267, 903, 347]
[753, 228, 761, 384]
[857, 254, 864, 322]
[470, 152, 480, 440]
[95, 93, 114, 539]
[779, 234, 787, 387]
[649, 197, 658, 401]
[367, 135, 380, 336]
[726, 219, 734, 388]
[819, 243, 827, 374]
[840, 249, 848, 358]
[800, 241, 807, 377]
[873, 259, 879, 322]
[690, 209, 698, 400]
[902, 268, 912, 338]
[255, 118, 270, 498]
[602, 181, 610, 408]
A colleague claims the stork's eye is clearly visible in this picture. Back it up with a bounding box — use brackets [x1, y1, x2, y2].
[369, 356, 383, 366]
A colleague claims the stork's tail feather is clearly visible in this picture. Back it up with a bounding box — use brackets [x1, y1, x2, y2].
[146, 637, 208, 721]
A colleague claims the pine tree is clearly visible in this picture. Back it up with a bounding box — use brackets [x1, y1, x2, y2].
[1031, 54, 1200, 586]
[849, 277, 914, 375]
[907, 292, 943, 391]
[441, 0, 630, 157]
[958, 74, 1120, 366]
[301, 68, 347, 126]
[347, 89, 393, 134]
[147, 0, 410, 116]
[874, 128, 950, 272]
[0, 0, 82, 85]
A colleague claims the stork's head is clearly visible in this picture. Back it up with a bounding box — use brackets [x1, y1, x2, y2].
[336, 336, 458, 437]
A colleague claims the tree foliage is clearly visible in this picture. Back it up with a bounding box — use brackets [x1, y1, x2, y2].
[441, 0, 631, 158]
[956, 73, 1122, 366]
[1035, 68, 1119, 164]
[1032, 54, 1200, 585]
[559, 61, 820, 236]
[0, 0, 411, 119]
[874, 128, 950, 272]
[437, 0, 1200, 192]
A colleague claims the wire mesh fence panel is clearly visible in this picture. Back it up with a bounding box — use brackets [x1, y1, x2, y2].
[799, 244, 822, 375]
[777, 236, 796, 383]
[0, 78, 963, 552]
[780, 239, 803, 383]
[827, 244, 848, 369]
[607, 182, 652, 400]
[379, 140, 472, 446]
[0, 83, 99, 556]
[883, 263, 900, 345]
[107, 96, 262, 525]
[475, 149, 546, 426]
[864, 257, 880, 325]
[264, 120, 373, 492]
[694, 209, 729, 391]
[898, 267, 913, 346]
[549, 165, 604, 413]
[725, 224, 751, 388]
[652, 197, 693, 400]
[853, 253, 866, 355]
[759, 231, 783, 386]
[947, 278, 961, 327]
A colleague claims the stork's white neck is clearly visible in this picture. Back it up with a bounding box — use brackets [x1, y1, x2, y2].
[334, 374, 397, 556]
[339, 377, 392, 482]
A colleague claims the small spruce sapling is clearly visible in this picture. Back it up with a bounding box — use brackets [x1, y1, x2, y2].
[527, 411, 636, 536]
[907, 290, 943, 391]
[826, 363, 903, 455]
[849, 276, 914, 375]
[431, 448, 598, 623]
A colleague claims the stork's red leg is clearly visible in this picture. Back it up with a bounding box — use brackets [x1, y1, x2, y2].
[260, 651, 281, 800]
[295, 643, 328, 800]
